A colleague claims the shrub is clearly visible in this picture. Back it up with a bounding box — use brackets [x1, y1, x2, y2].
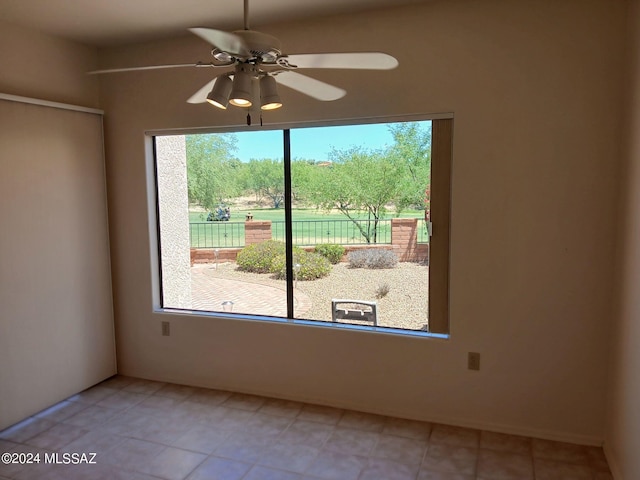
[273, 249, 332, 281]
[375, 283, 391, 299]
[314, 243, 345, 264]
[347, 248, 398, 269]
[236, 240, 285, 273]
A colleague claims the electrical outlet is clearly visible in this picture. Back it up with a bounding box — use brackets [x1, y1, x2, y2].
[468, 352, 480, 371]
[161, 321, 170, 336]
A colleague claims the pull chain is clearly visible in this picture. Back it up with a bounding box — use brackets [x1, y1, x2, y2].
[246, 113, 251, 126]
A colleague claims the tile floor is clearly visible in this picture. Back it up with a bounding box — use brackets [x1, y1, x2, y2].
[0, 376, 613, 480]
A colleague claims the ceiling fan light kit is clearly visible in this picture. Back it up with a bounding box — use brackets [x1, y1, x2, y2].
[228, 64, 254, 107]
[89, 0, 399, 123]
[259, 75, 282, 111]
[206, 75, 233, 109]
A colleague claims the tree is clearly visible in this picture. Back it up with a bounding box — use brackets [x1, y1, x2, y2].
[299, 122, 432, 243]
[387, 122, 432, 211]
[301, 147, 402, 243]
[186, 134, 240, 211]
[241, 159, 285, 208]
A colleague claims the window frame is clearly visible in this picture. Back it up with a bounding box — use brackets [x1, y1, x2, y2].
[148, 113, 453, 337]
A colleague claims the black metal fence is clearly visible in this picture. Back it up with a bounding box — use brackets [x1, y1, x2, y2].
[190, 222, 245, 248]
[190, 218, 430, 248]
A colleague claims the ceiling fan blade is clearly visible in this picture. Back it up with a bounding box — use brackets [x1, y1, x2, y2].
[189, 27, 249, 57]
[275, 71, 346, 101]
[88, 63, 199, 74]
[187, 78, 220, 104]
[282, 52, 398, 70]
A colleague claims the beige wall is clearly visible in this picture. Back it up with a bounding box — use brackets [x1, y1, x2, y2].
[0, 20, 100, 108]
[100, 0, 625, 444]
[604, 0, 640, 478]
[0, 23, 115, 430]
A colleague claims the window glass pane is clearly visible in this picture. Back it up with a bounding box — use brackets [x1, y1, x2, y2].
[290, 121, 432, 331]
[156, 130, 288, 317]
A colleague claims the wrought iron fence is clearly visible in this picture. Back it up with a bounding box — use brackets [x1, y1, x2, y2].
[190, 222, 245, 248]
[190, 218, 429, 248]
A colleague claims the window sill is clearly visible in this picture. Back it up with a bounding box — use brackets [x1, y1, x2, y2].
[155, 307, 449, 340]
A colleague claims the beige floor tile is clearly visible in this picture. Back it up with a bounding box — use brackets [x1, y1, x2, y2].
[476, 448, 534, 479]
[186, 455, 252, 480]
[279, 419, 335, 447]
[430, 424, 480, 448]
[95, 391, 147, 411]
[480, 431, 531, 455]
[123, 379, 166, 395]
[532, 438, 591, 465]
[304, 450, 368, 480]
[103, 437, 166, 471]
[258, 442, 321, 473]
[337, 411, 387, 432]
[0, 438, 18, 451]
[359, 457, 420, 480]
[323, 427, 379, 456]
[137, 446, 207, 480]
[67, 385, 119, 405]
[0, 418, 56, 443]
[188, 388, 233, 406]
[382, 417, 432, 440]
[57, 463, 159, 480]
[129, 394, 186, 418]
[62, 405, 119, 428]
[259, 398, 304, 418]
[171, 424, 232, 454]
[214, 432, 275, 463]
[244, 465, 305, 480]
[297, 404, 344, 425]
[33, 401, 88, 423]
[533, 458, 593, 480]
[59, 429, 124, 454]
[155, 383, 199, 400]
[11, 460, 76, 480]
[221, 393, 266, 411]
[372, 433, 428, 465]
[422, 444, 478, 476]
[0, 378, 614, 480]
[24, 423, 88, 450]
[205, 406, 255, 430]
[99, 375, 136, 390]
[417, 470, 475, 480]
[245, 412, 293, 437]
[130, 415, 197, 446]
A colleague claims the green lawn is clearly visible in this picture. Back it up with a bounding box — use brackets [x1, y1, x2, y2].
[189, 207, 428, 248]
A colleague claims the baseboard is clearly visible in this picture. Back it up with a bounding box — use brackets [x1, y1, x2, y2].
[120, 369, 604, 447]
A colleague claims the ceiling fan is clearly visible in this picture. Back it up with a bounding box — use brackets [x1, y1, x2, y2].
[90, 0, 398, 121]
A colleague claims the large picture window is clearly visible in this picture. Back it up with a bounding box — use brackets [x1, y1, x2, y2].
[153, 117, 451, 335]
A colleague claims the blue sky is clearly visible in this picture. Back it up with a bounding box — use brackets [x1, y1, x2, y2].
[234, 123, 397, 162]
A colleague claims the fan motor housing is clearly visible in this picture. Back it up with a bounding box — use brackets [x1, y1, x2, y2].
[233, 30, 282, 63]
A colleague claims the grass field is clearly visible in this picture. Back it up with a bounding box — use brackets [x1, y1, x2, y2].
[189, 207, 429, 248]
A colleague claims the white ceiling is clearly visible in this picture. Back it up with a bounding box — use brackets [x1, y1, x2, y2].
[0, 0, 430, 47]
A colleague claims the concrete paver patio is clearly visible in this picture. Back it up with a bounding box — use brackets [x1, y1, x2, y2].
[190, 264, 312, 317]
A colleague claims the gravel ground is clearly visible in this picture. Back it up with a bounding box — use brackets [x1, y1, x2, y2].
[199, 261, 429, 331]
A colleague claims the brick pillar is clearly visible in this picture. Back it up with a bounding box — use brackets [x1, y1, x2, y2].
[244, 220, 272, 245]
[391, 218, 418, 261]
